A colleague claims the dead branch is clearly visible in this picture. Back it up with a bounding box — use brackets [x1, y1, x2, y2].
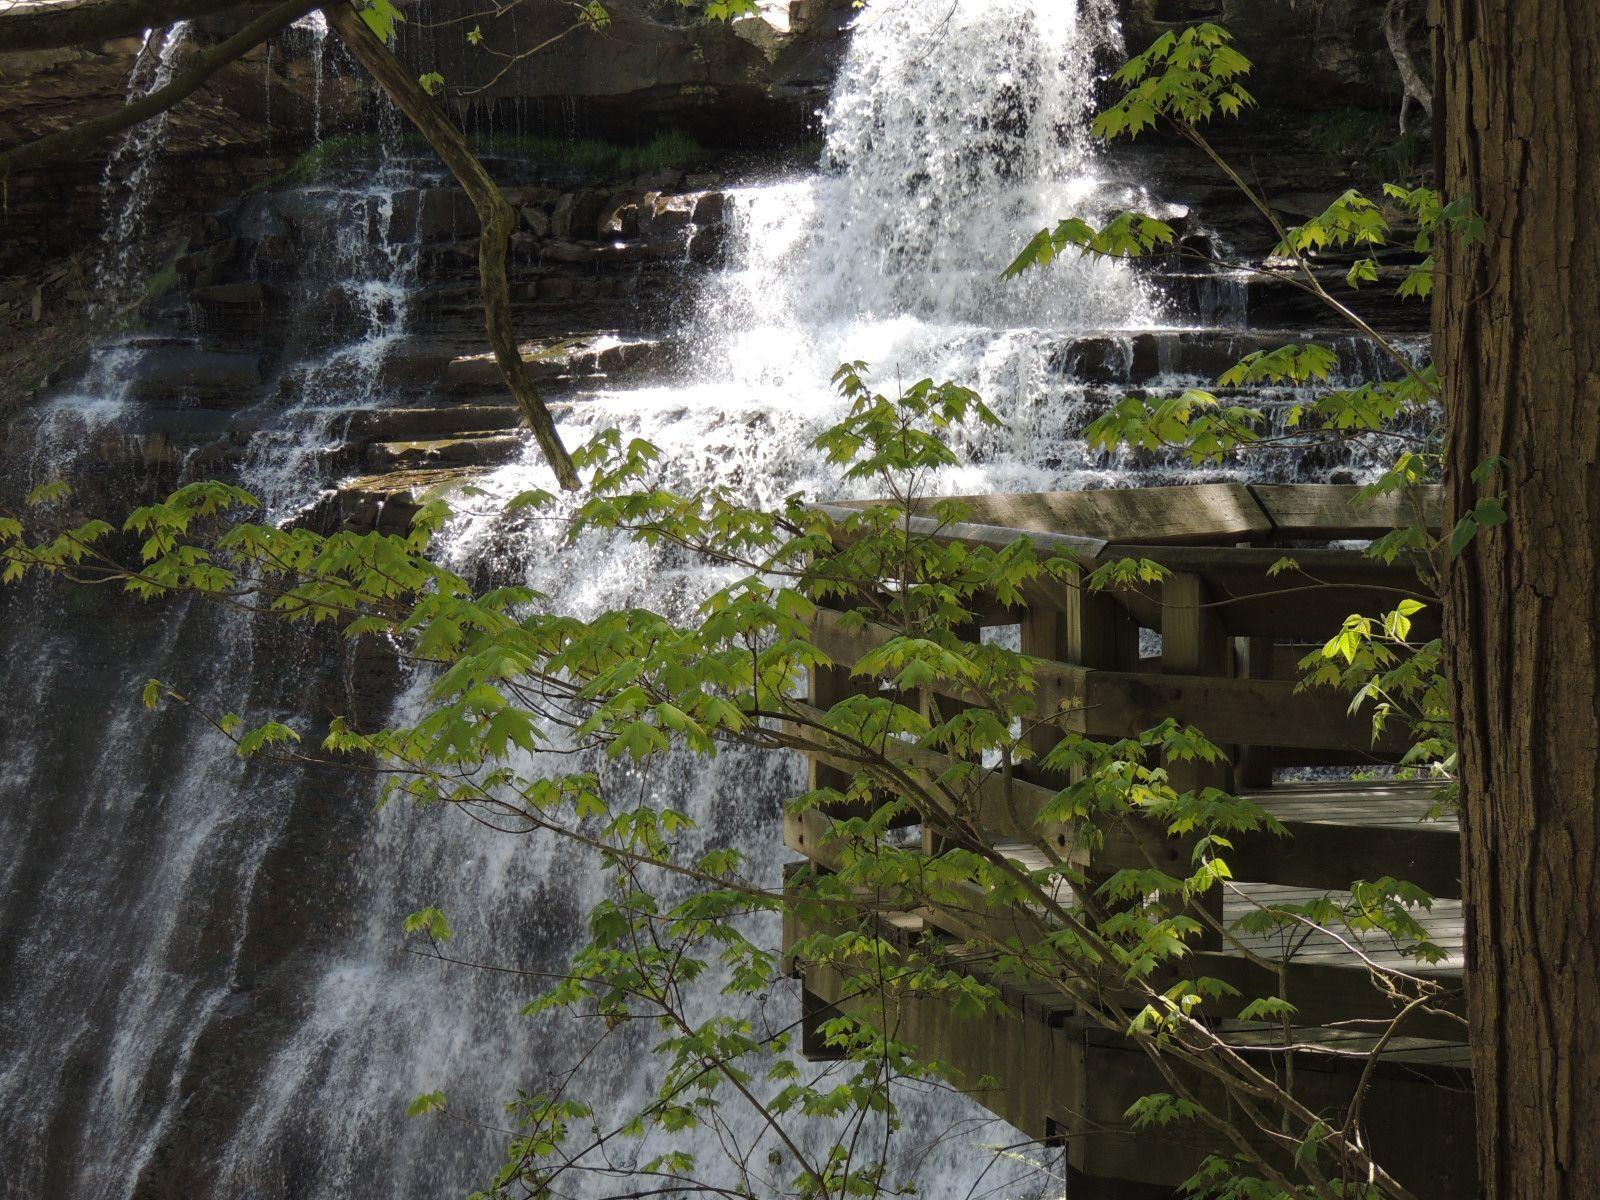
[323, 0, 580, 491]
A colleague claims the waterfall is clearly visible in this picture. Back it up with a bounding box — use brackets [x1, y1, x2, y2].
[97, 22, 193, 306]
[0, 150, 431, 1200]
[18, 23, 197, 479]
[241, 165, 424, 521]
[2, 0, 1258, 1196]
[210, 3, 1152, 1197]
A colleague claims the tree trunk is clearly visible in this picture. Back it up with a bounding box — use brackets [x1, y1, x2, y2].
[323, 0, 579, 490]
[1435, 3, 1600, 1196]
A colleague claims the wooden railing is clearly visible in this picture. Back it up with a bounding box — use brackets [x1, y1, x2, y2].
[782, 482, 1471, 1199]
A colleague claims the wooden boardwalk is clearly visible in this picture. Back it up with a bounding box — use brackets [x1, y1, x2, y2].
[782, 482, 1475, 1199]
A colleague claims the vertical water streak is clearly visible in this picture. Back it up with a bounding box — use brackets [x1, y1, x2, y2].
[96, 22, 192, 307]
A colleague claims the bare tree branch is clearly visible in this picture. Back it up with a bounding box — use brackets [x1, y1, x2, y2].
[1383, 0, 1433, 133]
[322, 0, 580, 490]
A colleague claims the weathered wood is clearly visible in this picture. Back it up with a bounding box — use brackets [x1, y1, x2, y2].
[784, 704, 1076, 852]
[1235, 635, 1276, 786]
[1240, 783, 1461, 898]
[807, 660, 857, 801]
[791, 483, 1473, 1193]
[810, 604, 1415, 755]
[1249, 482, 1442, 540]
[901, 482, 1272, 545]
[809, 502, 1106, 566]
[791, 923, 1473, 1198]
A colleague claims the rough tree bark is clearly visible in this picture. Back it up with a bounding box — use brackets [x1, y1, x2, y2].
[1435, 2, 1600, 1197]
[322, 0, 579, 490]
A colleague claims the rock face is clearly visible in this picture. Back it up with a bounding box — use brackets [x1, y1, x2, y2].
[0, 28, 361, 278]
[1121, 0, 1417, 109]
[397, 0, 856, 142]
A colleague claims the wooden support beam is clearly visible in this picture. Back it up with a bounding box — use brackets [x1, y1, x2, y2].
[899, 482, 1273, 545]
[1161, 572, 1231, 946]
[1235, 635, 1277, 787]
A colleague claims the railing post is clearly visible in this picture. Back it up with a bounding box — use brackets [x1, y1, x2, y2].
[920, 619, 981, 857]
[1235, 635, 1276, 788]
[1161, 571, 1232, 949]
[1020, 569, 1139, 896]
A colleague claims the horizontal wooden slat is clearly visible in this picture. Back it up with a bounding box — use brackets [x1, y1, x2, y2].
[900, 483, 1273, 545]
[810, 605, 1412, 755]
[827, 483, 1443, 546]
[783, 702, 1077, 852]
[911, 870, 1467, 1042]
[1249, 482, 1442, 540]
[808, 501, 1105, 563]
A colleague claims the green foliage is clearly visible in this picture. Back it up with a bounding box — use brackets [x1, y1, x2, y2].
[359, 0, 404, 43]
[2, 364, 1428, 1196]
[270, 130, 705, 188]
[407, 1090, 448, 1117]
[1005, 212, 1175, 275]
[1093, 24, 1255, 140]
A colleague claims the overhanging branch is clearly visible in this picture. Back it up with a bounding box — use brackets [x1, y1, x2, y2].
[322, 0, 580, 491]
[0, 0, 281, 53]
[0, 0, 321, 177]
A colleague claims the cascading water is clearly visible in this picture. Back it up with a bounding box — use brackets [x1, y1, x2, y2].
[0, 117, 433, 1200]
[98, 23, 193, 307]
[19, 23, 196, 479]
[207, 3, 1157, 1198]
[240, 159, 425, 520]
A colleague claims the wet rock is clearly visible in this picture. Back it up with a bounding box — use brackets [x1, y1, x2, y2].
[633, 170, 684, 192]
[190, 282, 268, 306]
[540, 238, 601, 265]
[551, 190, 608, 240]
[418, 187, 480, 241]
[521, 205, 552, 237]
[344, 404, 522, 441]
[1122, 0, 1404, 109]
[126, 347, 264, 406]
[598, 194, 642, 239]
[640, 193, 696, 236]
[691, 191, 727, 226]
[365, 432, 524, 472]
[537, 276, 579, 301]
[1051, 336, 1132, 385]
[511, 185, 561, 209]
[444, 336, 669, 391]
[685, 227, 721, 262]
[339, 467, 493, 534]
